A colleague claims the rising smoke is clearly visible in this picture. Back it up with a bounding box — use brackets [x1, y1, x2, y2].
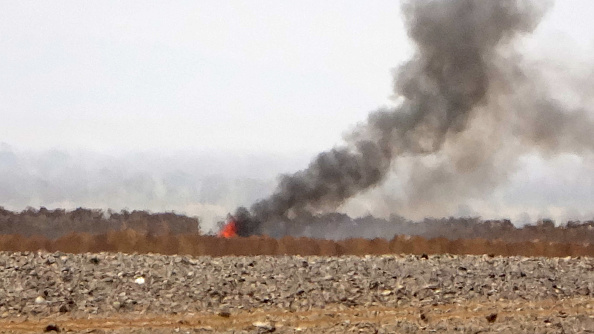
[236, 0, 594, 236]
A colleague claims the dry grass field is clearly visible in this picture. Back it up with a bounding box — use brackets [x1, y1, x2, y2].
[0, 230, 592, 257]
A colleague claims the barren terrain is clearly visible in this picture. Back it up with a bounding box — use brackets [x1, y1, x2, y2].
[0, 252, 592, 333]
[0, 208, 593, 332]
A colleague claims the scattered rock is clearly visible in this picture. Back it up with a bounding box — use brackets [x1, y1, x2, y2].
[0, 252, 590, 333]
[420, 312, 428, 322]
[43, 324, 60, 332]
[218, 310, 231, 318]
[253, 321, 276, 333]
[486, 313, 498, 323]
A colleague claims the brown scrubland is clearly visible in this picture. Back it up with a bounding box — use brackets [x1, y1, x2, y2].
[0, 231, 592, 257]
[0, 207, 199, 238]
[0, 207, 592, 257]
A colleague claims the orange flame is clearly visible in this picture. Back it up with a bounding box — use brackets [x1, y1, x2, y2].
[218, 219, 238, 238]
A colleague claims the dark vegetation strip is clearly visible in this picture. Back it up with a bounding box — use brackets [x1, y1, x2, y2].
[1, 207, 594, 244]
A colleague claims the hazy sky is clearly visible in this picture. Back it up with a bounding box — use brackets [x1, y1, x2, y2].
[1, 1, 593, 228]
[2, 1, 592, 154]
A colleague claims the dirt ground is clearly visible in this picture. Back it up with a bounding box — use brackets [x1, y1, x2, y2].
[1, 297, 592, 333]
[0, 252, 592, 333]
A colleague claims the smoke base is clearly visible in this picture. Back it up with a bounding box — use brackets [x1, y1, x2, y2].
[240, 0, 594, 236]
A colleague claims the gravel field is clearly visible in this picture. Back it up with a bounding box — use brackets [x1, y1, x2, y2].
[0, 252, 592, 333]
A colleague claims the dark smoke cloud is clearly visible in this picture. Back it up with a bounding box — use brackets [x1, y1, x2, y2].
[238, 0, 594, 236]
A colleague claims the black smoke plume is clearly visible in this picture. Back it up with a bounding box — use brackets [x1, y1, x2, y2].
[235, 0, 594, 236]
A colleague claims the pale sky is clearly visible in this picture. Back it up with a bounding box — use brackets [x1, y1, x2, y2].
[1, 1, 593, 228]
[1, 1, 408, 154]
[1, 1, 591, 154]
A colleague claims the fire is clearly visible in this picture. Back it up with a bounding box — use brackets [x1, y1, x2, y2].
[218, 217, 238, 238]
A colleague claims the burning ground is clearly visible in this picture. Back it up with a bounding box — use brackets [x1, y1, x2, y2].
[1, 0, 593, 240]
[1, 0, 594, 253]
[0, 207, 593, 257]
[2, 206, 594, 243]
[1, 2, 594, 332]
[223, 0, 594, 238]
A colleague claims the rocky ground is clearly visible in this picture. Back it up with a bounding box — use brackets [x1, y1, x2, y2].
[0, 251, 592, 333]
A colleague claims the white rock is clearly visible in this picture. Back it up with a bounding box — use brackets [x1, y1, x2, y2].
[253, 321, 273, 329]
